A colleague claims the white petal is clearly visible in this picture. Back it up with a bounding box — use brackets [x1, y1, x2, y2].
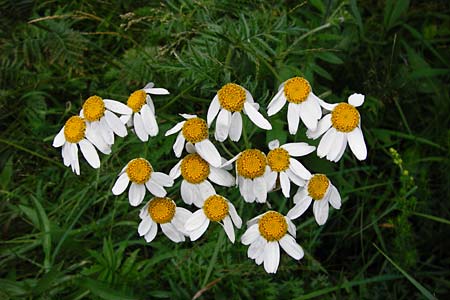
[145, 87, 170, 95]
[299, 102, 318, 131]
[161, 223, 184, 243]
[143, 82, 154, 89]
[85, 124, 111, 154]
[248, 236, 265, 259]
[180, 180, 197, 205]
[347, 127, 367, 160]
[172, 207, 192, 235]
[267, 90, 286, 116]
[144, 221, 157, 243]
[304, 94, 322, 120]
[112, 173, 130, 195]
[139, 202, 150, 219]
[196, 139, 221, 168]
[207, 95, 220, 126]
[306, 114, 332, 140]
[279, 235, 304, 260]
[165, 121, 185, 136]
[185, 142, 196, 153]
[99, 118, 114, 145]
[264, 241, 280, 274]
[140, 104, 158, 136]
[287, 103, 300, 135]
[169, 160, 182, 179]
[214, 109, 231, 142]
[185, 210, 208, 231]
[151, 172, 174, 187]
[129, 183, 146, 206]
[70, 143, 80, 175]
[265, 169, 277, 191]
[222, 216, 235, 243]
[228, 202, 242, 228]
[280, 171, 291, 198]
[285, 169, 306, 187]
[173, 132, 186, 157]
[348, 93, 365, 107]
[229, 112, 242, 142]
[222, 152, 240, 168]
[317, 128, 337, 158]
[146, 96, 155, 114]
[313, 199, 329, 225]
[241, 224, 259, 245]
[293, 187, 308, 204]
[333, 134, 348, 162]
[316, 96, 338, 111]
[197, 181, 215, 203]
[138, 217, 152, 236]
[52, 126, 65, 147]
[254, 177, 267, 203]
[103, 99, 132, 114]
[179, 113, 197, 119]
[105, 110, 127, 137]
[243, 102, 272, 130]
[268, 139, 279, 150]
[240, 177, 255, 203]
[281, 142, 315, 157]
[78, 139, 100, 168]
[286, 217, 297, 238]
[209, 167, 235, 187]
[189, 218, 210, 241]
[289, 158, 311, 180]
[287, 196, 312, 220]
[145, 179, 166, 197]
[120, 115, 131, 124]
[326, 131, 345, 161]
[328, 184, 342, 209]
[133, 113, 148, 142]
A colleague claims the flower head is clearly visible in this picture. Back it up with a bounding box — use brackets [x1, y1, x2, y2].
[287, 174, 342, 225]
[241, 211, 303, 273]
[307, 93, 367, 161]
[207, 83, 272, 142]
[112, 158, 174, 206]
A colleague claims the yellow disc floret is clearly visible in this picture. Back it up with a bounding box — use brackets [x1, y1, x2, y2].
[148, 197, 176, 224]
[203, 195, 229, 222]
[217, 83, 247, 112]
[307, 174, 329, 200]
[82, 96, 105, 122]
[180, 153, 210, 184]
[182, 117, 208, 143]
[267, 148, 290, 172]
[331, 103, 360, 132]
[64, 116, 86, 143]
[283, 77, 311, 104]
[258, 211, 288, 241]
[236, 149, 267, 179]
[127, 90, 147, 113]
[126, 158, 153, 184]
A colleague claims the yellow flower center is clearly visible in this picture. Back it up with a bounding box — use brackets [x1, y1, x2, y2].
[127, 90, 147, 113]
[217, 83, 246, 112]
[180, 153, 210, 184]
[181, 117, 208, 143]
[236, 149, 267, 179]
[203, 195, 229, 222]
[307, 174, 329, 200]
[82, 95, 105, 122]
[148, 197, 176, 224]
[258, 211, 288, 241]
[283, 77, 311, 104]
[126, 158, 153, 184]
[267, 148, 290, 172]
[331, 103, 360, 132]
[64, 116, 86, 143]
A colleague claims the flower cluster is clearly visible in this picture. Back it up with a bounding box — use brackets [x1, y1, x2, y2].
[53, 78, 367, 274]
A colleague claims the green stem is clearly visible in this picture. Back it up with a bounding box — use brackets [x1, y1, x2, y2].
[202, 230, 224, 287]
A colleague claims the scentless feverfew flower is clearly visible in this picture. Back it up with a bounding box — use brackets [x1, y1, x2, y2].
[266, 139, 315, 198]
[138, 197, 192, 243]
[165, 114, 221, 167]
[185, 193, 242, 243]
[169, 150, 234, 207]
[120, 82, 170, 142]
[224, 149, 269, 203]
[112, 158, 173, 206]
[241, 211, 303, 274]
[53, 116, 110, 175]
[267, 77, 322, 134]
[207, 83, 272, 142]
[287, 174, 341, 225]
[80, 95, 130, 145]
[307, 93, 367, 162]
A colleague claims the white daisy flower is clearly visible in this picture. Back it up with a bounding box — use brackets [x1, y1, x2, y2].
[207, 83, 272, 142]
[267, 77, 323, 134]
[185, 193, 242, 243]
[265, 139, 315, 198]
[287, 174, 342, 225]
[241, 211, 303, 274]
[80, 95, 131, 145]
[138, 197, 192, 243]
[306, 93, 367, 162]
[111, 158, 174, 207]
[53, 116, 111, 175]
[169, 151, 235, 207]
[165, 114, 222, 167]
[223, 149, 270, 203]
[120, 82, 170, 142]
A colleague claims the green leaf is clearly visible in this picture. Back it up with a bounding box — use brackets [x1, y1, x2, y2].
[0, 156, 13, 190]
[384, 0, 410, 30]
[31, 195, 52, 271]
[316, 52, 344, 64]
[77, 277, 138, 300]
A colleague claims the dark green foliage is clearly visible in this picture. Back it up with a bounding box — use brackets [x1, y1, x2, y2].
[0, 0, 449, 299]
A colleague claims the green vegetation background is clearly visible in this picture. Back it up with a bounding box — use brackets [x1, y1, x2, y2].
[0, 0, 449, 299]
